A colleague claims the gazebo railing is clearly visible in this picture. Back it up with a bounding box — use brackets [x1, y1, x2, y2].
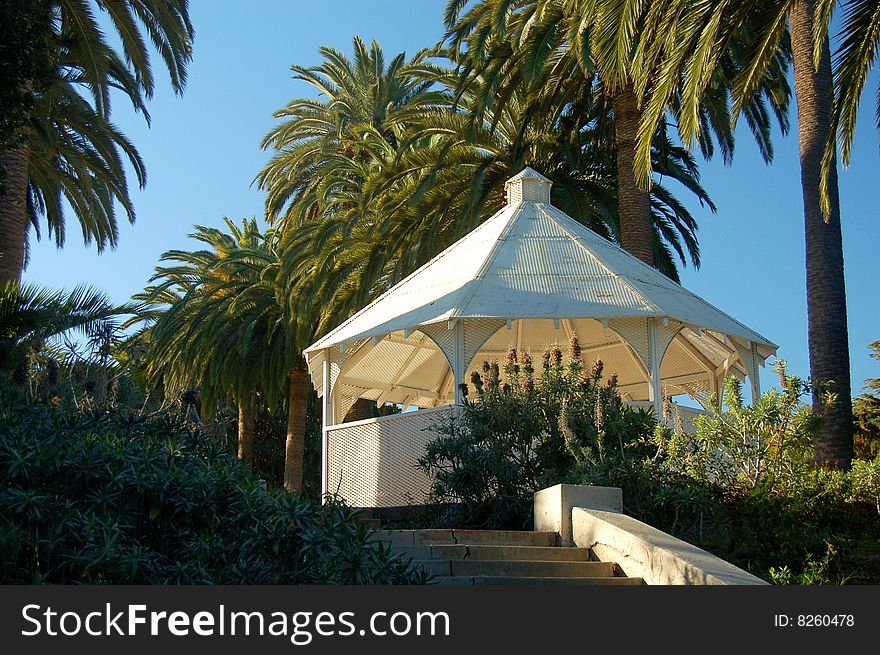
[325, 400, 706, 508]
[325, 405, 453, 508]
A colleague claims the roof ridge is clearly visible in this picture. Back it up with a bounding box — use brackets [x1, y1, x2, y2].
[539, 205, 659, 313]
[306, 201, 516, 351]
[454, 203, 526, 317]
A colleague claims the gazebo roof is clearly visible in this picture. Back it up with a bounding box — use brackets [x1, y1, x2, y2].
[303, 169, 777, 416]
[306, 168, 775, 354]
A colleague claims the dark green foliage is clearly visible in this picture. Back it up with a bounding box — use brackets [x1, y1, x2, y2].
[0, 0, 55, 161]
[0, 382, 426, 584]
[418, 342, 654, 529]
[854, 394, 880, 459]
[0, 282, 121, 378]
[216, 393, 323, 499]
[579, 369, 880, 584]
[854, 340, 880, 459]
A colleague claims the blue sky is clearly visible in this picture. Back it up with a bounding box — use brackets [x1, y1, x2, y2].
[25, 0, 880, 395]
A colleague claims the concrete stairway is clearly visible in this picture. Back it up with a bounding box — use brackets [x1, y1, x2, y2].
[380, 529, 643, 585]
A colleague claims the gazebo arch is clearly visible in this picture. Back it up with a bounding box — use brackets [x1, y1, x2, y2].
[305, 168, 777, 507]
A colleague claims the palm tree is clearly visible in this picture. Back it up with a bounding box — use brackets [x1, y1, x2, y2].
[257, 36, 443, 232]
[813, 0, 880, 188]
[133, 218, 311, 488]
[0, 0, 54, 156]
[0, 281, 120, 382]
[262, 36, 720, 345]
[133, 219, 275, 467]
[258, 35, 727, 459]
[257, 37, 451, 434]
[217, 229, 309, 492]
[0, 0, 194, 284]
[442, 0, 790, 270]
[633, 0, 853, 467]
[286, 79, 717, 330]
[26, 81, 147, 253]
[405, 54, 718, 275]
[816, 0, 880, 170]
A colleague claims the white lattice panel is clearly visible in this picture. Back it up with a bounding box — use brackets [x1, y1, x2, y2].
[326, 406, 453, 508]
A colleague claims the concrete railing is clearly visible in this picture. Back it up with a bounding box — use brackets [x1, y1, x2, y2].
[534, 484, 767, 585]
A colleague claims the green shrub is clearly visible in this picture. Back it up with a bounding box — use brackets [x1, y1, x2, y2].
[655, 368, 818, 492]
[853, 340, 880, 459]
[854, 395, 880, 460]
[416, 352, 880, 583]
[576, 365, 878, 584]
[0, 381, 426, 584]
[417, 342, 654, 529]
[847, 457, 880, 515]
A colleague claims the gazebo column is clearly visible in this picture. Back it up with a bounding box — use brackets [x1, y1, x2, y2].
[732, 338, 762, 404]
[320, 351, 334, 499]
[647, 319, 664, 417]
[743, 345, 761, 404]
[750, 347, 761, 403]
[452, 319, 465, 407]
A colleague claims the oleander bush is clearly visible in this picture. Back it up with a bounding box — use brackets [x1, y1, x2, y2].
[0, 378, 426, 584]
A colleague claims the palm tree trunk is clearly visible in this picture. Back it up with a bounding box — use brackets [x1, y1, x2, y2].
[0, 143, 30, 284]
[343, 397, 374, 422]
[611, 81, 654, 267]
[237, 393, 255, 466]
[790, 0, 853, 469]
[283, 357, 309, 493]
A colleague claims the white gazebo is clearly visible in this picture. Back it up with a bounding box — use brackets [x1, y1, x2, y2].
[304, 168, 777, 508]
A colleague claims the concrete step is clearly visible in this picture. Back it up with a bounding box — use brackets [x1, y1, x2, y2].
[417, 559, 618, 578]
[432, 576, 645, 586]
[393, 544, 593, 562]
[379, 529, 559, 547]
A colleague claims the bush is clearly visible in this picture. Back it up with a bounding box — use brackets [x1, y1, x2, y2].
[577, 366, 879, 584]
[210, 395, 323, 499]
[0, 381, 427, 584]
[652, 368, 819, 492]
[417, 342, 654, 529]
[416, 353, 880, 584]
[854, 395, 880, 460]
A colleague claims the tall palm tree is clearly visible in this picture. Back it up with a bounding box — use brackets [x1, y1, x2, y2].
[0, 0, 194, 284]
[27, 81, 147, 252]
[0, 0, 54, 156]
[633, 0, 853, 468]
[133, 218, 310, 488]
[133, 219, 275, 467]
[443, 0, 790, 270]
[217, 228, 309, 492]
[286, 76, 717, 329]
[259, 35, 723, 457]
[262, 37, 719, 344]
[257, 37, 450, 434]
[257, 36, 444, 232]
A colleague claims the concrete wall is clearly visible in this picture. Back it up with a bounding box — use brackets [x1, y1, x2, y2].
[534, 484, 767, 585]
[534, 484, 622, 546]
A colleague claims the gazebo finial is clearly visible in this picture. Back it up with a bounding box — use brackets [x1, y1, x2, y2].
[505, 166, 552, 204]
